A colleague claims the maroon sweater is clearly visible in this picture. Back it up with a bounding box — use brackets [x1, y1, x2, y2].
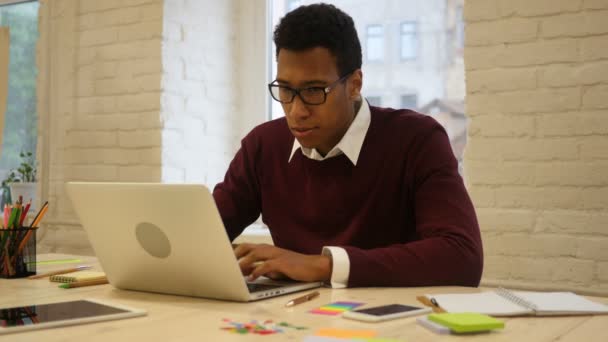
[213, 106, 483, 287]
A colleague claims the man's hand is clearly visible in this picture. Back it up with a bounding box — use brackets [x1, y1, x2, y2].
[233, 243, 332, 283]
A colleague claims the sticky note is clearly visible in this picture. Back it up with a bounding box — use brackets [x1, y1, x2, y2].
[315, 327, 377, 339]
[304, 335, 401, 342]
[32, 258, 82, 265]
[427, 313, 504, 333]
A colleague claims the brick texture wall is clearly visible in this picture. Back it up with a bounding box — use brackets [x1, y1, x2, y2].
[464, 0, 608, 295]
[161, 0, 240, 185]
[36, 0, 252, 255]
[37, 0, 164, 254]
[37, 1, 606, 292]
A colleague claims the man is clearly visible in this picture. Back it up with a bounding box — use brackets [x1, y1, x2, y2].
[213, 3, 483, 288]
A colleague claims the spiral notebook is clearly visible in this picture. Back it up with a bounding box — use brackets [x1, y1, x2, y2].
[425, 288, 608, 317]
[50, 271, 107, 283]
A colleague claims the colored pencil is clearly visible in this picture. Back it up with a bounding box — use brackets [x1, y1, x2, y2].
[28, 265, 91, 279]
[19, 200, 31, 227]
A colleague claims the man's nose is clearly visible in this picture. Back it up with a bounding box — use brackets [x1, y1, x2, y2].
[286, 94, 311, 120]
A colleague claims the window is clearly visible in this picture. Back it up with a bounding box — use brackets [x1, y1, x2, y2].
[400, 94, 418, 109]
[455, 6, 464, 51]
[268, 0, 467, 166]
[400, 21, 417, 60]
[366, 25, 384, 62]
[286, 0, 301, 12]
[0, 1, 39, 181]
[366, 96, 381, 107]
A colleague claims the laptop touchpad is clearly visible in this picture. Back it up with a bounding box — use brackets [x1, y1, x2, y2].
[135, 222, 172, 258]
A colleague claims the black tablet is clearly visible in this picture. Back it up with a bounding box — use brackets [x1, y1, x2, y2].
[0, 299, 146, 335]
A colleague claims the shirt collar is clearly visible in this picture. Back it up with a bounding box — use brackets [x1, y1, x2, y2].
[288, 99, 371, 165]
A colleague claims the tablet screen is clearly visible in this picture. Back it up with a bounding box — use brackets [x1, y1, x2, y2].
[0, 300, 132, 328]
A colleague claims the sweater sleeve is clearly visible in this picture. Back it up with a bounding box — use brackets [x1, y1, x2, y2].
[212, 133, 262, 241]
[343, 123, 483, 287]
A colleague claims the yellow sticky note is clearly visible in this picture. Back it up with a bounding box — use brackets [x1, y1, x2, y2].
[315, 328, 377, 339]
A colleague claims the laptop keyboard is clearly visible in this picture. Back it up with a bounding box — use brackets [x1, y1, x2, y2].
[247, 283, 281, 293]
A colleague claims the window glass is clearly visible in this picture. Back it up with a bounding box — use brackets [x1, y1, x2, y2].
[400, 21, 417, 60]
[366, 24, 384, 62]
[366, 96, 381, 107]
[286, 0, 301, 12]
[268, 0, 466, 170]
[0, 1, 39, 179]
[400, 94, 418, 110]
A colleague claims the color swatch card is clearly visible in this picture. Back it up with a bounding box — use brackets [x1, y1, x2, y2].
[309, 301, 364, 316]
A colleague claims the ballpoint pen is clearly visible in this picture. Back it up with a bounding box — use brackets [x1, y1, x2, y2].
[285, 290, 320, 307]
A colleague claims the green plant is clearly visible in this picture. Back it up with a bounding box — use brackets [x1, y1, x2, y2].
[2, 151, 37, 184]
[1, 171, 18, 187]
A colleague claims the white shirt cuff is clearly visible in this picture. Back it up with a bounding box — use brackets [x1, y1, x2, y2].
[322, 246, 350, 288]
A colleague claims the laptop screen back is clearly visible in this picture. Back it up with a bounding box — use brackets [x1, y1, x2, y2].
[66, 182, 254, 301]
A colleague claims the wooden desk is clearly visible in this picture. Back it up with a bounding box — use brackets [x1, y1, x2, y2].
[1, 254, 607, 341]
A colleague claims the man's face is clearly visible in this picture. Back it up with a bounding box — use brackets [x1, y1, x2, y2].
[276, 47, 362, 155]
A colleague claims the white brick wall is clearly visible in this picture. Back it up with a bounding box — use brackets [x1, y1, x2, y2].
[160, 0, 242, 186]
[37, 0, 257, 254]
[465, 0, 608, 295]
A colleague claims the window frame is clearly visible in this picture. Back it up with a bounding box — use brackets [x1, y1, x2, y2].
[0, 1, 35, 6]
[455, 5, 464, 52]
[239, 0, 272, 126]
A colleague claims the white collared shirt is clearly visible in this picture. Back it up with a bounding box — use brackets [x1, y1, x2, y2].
[288, 100, 371, 288]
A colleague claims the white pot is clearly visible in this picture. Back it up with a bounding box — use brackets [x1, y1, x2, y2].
[9, 182, 38, 210]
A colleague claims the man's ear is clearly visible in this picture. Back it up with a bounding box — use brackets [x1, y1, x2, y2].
[349, 69, 363, 100]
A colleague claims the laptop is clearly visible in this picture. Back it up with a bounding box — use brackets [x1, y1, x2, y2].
[65, 182, 322, 302]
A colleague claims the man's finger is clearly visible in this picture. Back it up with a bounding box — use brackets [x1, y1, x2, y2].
[234, 243, 255, 259]
[265, 271, 285, 280]
[238, 253, 260, 272]
[249, 259, 277, 280]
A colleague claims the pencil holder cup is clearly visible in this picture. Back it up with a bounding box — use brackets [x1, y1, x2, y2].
[0, 227, 37, 278]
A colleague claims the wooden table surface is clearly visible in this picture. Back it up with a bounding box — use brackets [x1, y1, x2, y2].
[0, 254, 607, 341]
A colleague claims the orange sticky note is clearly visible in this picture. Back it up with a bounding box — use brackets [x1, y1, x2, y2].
[315, 328, 377, 339]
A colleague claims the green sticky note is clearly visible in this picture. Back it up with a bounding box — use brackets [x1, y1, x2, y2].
[29, 258, 82, 265]
[427, 313, 504, 334]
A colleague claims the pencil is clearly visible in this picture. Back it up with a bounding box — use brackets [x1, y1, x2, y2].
[19, 200, 31, 227]
[27, 265, 91, 279]
[30, 202, 49, 228]
[3, 204, 9, 228]
[14, 202, 49, 256]
[58, 277, 109, 288]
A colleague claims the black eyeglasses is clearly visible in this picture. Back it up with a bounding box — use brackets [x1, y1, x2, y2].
[268, 72, 353, 105]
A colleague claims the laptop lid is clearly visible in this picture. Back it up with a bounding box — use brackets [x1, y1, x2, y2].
[65, 182, 321, 302]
